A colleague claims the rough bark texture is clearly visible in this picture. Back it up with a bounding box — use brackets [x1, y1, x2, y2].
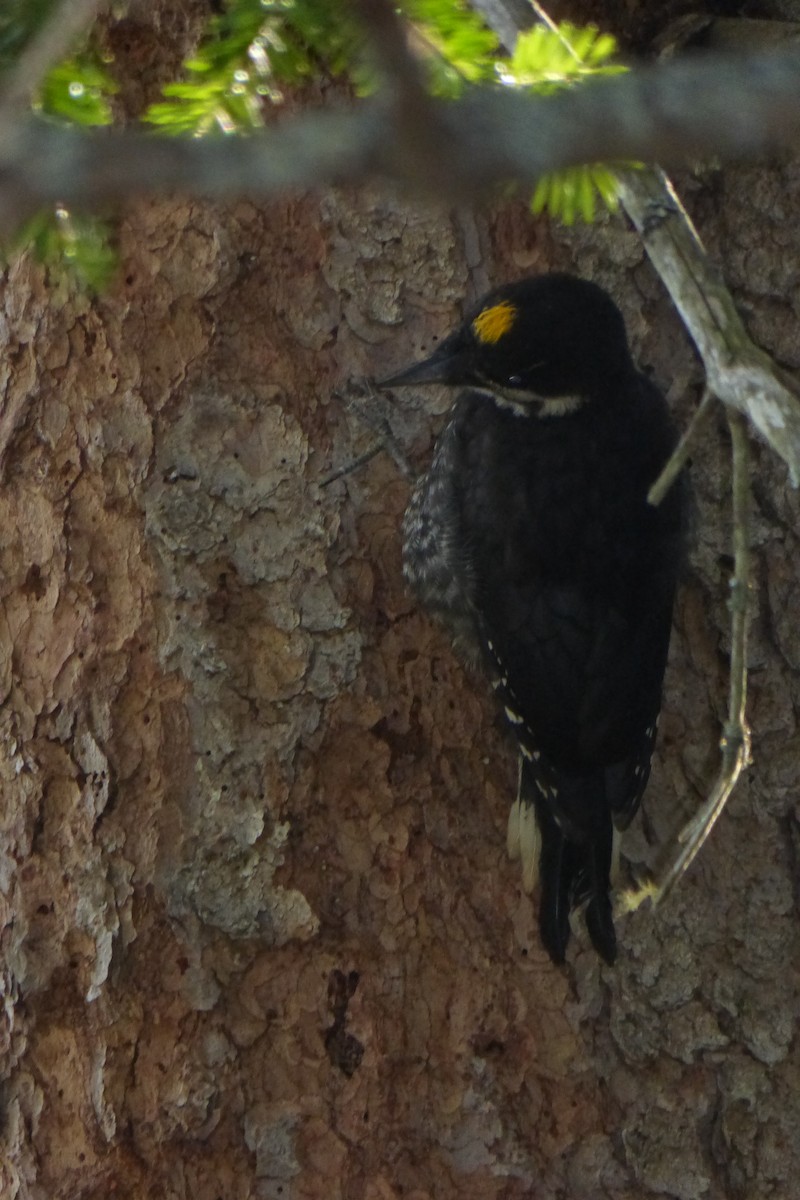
[3, 8, 800, 1200]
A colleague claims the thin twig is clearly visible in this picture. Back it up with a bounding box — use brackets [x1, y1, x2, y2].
[7, 52, 800, 263]
[350, 0, 450, 191]
[350, 0, 427, 100]
[325, 380, 414, 485]
[649, 407, 753, 904]
[529, 3, 564, 37]
[618, 407, 753, 915]
[648, 388, 716, 506]
[320, 443, 384, 487]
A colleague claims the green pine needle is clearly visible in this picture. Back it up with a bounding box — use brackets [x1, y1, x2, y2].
[500, 23, 632, 224]
[3, 1, 641, 290]
[0, 5, 118, 289]
[144, 0, 362, 135]
[38, 58, 116, 125]
[401, 0, 498, 96]
[14, 209, 117, 293]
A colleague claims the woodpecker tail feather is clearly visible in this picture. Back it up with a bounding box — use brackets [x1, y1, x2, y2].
[518, 759, 617, 965]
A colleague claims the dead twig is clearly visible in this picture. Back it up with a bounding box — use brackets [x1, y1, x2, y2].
[648, 388, 715, 506]
[323, 379, 413, 486]
[621, 406, 753, 912]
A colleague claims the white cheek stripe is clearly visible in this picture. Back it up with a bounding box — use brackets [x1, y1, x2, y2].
[474, 383, 586, 418]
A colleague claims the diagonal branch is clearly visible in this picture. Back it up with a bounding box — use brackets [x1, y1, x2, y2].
[4, 49, 800, 296]
[619, 169, 800, 484]
[624, 407, 753, 909]
[662, 406, 752, 899]
[349, 0, 456, 194]
[648, 388, 716, 507]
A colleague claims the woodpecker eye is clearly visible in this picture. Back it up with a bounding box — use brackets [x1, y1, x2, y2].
[508, 374, 522, 387]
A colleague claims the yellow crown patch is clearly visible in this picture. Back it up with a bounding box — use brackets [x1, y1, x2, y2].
[472, 300, 517, 345]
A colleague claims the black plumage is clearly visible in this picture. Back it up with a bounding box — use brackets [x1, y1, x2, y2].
[380, 274, 684, 965]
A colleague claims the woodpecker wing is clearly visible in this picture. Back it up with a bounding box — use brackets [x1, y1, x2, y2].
[454, 379, 683, 834]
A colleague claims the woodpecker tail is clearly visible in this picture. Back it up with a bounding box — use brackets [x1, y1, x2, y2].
[516, 758, 617, 965]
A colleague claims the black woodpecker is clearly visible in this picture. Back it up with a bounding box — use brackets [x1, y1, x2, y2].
[379, 273, 684, 965]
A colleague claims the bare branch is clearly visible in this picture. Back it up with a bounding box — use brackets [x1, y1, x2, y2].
[324, 379, 413, 486]
[641, 407, 753, 907]
[350, 0, 455, 194]
[0, 106, 384, 237]
[5, 50, 800, 244]
[321, 444, 384, 487]
[619, 169, 800, 483]
[648, 388, 715, 507]
[470, 0, 535, 47]
[350, 0, 428, 101]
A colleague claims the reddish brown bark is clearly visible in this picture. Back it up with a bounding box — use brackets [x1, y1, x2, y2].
[2, 8, 800, 1200]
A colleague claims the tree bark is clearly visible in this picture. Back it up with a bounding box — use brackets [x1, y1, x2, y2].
[2, 10, 800, 1200]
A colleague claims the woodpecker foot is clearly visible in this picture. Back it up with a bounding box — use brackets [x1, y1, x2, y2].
[613, 870, 659, 916]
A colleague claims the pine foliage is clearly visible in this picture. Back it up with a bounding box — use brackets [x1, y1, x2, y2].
[1, 1, 635, 286]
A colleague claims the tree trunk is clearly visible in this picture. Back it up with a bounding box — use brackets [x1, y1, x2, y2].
[2, 19, 800, 1200]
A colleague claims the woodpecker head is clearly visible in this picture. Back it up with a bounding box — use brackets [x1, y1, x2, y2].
[379, 273, 634, 408]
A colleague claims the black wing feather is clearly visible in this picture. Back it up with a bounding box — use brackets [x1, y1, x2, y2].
[405, 377, 683, 962]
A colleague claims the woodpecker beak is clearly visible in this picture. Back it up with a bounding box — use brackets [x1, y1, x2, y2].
[377, 338, 470, 389]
